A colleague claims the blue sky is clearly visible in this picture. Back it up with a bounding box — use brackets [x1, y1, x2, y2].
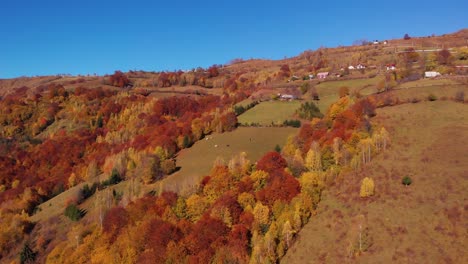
[1, 0, 466, 78]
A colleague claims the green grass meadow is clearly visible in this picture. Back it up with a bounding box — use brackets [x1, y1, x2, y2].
[237, 101, 302, 125]
[160, 127, 298, 193]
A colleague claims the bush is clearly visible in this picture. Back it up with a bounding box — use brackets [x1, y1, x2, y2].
[427, 94, 437, 101]
[274, 144, 281, 153]
[101, 169, 122, 187]
[283, 119, 301, 128]
[454, 91, 465, 102]
[81, 183, 97, 201]
[64, 204, 86, 221]
[402, 176, 412, 186]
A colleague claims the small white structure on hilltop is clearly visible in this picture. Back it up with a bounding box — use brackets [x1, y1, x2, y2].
[279, 94, 297, 101]
[425, 71, 441, 78]
[317, 72, 329, 79]
[386, 64, 396, 71]
[356, 64, 366, 69]
[348, 65, 355, 70]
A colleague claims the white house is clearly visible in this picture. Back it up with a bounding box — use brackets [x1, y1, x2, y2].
[386, 64, 396, 71]
[317, 72, 329, 79]
[425, 71, 441, 78]
[279, 94, 297, 100]
[348, 65, 355, 70]
[356, 64, 366, 70]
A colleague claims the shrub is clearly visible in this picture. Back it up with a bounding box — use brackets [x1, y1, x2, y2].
[81, 183, 97, 201]
[64, 204, 86, 221]
[427, 94, 437, 101]
[360, 177, 375, 198]
[283, 119, 301, 128]
[454, 91, 464, 102]
[19, 243, 36, 264]
[339, 86, 350, 98]
[402, 176, 412, 186]
[161, 159, 177, 175]
[101, 169, 122, 187]
[274, 144, 281, 153]
[296, 102, 323, 120]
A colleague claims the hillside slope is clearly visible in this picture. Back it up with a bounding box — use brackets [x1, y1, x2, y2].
[282, 100, 468, 263]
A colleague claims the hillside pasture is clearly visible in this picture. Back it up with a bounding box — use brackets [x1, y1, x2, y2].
[238, 101, 302, 125]
[314, 76, 383, 112]
[282, 100, 468, 263]
[159, 127, 298, 193]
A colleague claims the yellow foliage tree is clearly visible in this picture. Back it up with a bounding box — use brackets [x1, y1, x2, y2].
[305, 141, 322, 172]
[282, 135, 299, 158]
[238, 192, 255, 210]
[360, 177, 375, 198]
[186, 194, 209, 222]
[253, 202, 270, 231]
[250, 170, 269, 191]
[282, 220, 294, 249]
[327, 96, 350, 120]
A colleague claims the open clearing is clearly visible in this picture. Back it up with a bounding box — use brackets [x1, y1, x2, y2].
[238, 101, 302, 125]
[160, 127, 298, 193]
[282, 100, 468, 263]
[315, 77, 382, 113]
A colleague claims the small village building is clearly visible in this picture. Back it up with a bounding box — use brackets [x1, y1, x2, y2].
[279, 94, 297, 101]
[356, 64, 366, 69]
[425, 71, 441, 78]
[386, 64, 396, 71]
[348, 65, 355, 70]
[317, 72, 329, 79]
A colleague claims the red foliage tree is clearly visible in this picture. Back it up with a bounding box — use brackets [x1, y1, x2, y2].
[207, 65, 220, 78]
[213, 192, 243, 225]
[256, 171, 300, 207]
[103, 206, 130, 242]
[227, 224, 250, 262]
[109, 71, 131, 88]
[141, 218, 183, 263]
[183, 215, 229, 256]
[219, 112, 237, 132]
[256, 152, 288, 173]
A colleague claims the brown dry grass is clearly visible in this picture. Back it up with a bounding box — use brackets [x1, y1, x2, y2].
[282, 100, 468, 263]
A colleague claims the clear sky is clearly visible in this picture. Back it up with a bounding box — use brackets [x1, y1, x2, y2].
[1, 0, 466, 78]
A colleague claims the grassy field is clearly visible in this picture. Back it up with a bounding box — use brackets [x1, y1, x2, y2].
[238, 101, 302, 125]
[314, 77, 382, 113]
[159, 127, 298, 193]
[282, 100, 468, 263]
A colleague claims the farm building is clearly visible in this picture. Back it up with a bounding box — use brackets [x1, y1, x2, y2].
[279, 94, 297, 101]
[317, 72, 329, 79]
[425, 71, 441, 78]
[386, 64, 396, 71]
